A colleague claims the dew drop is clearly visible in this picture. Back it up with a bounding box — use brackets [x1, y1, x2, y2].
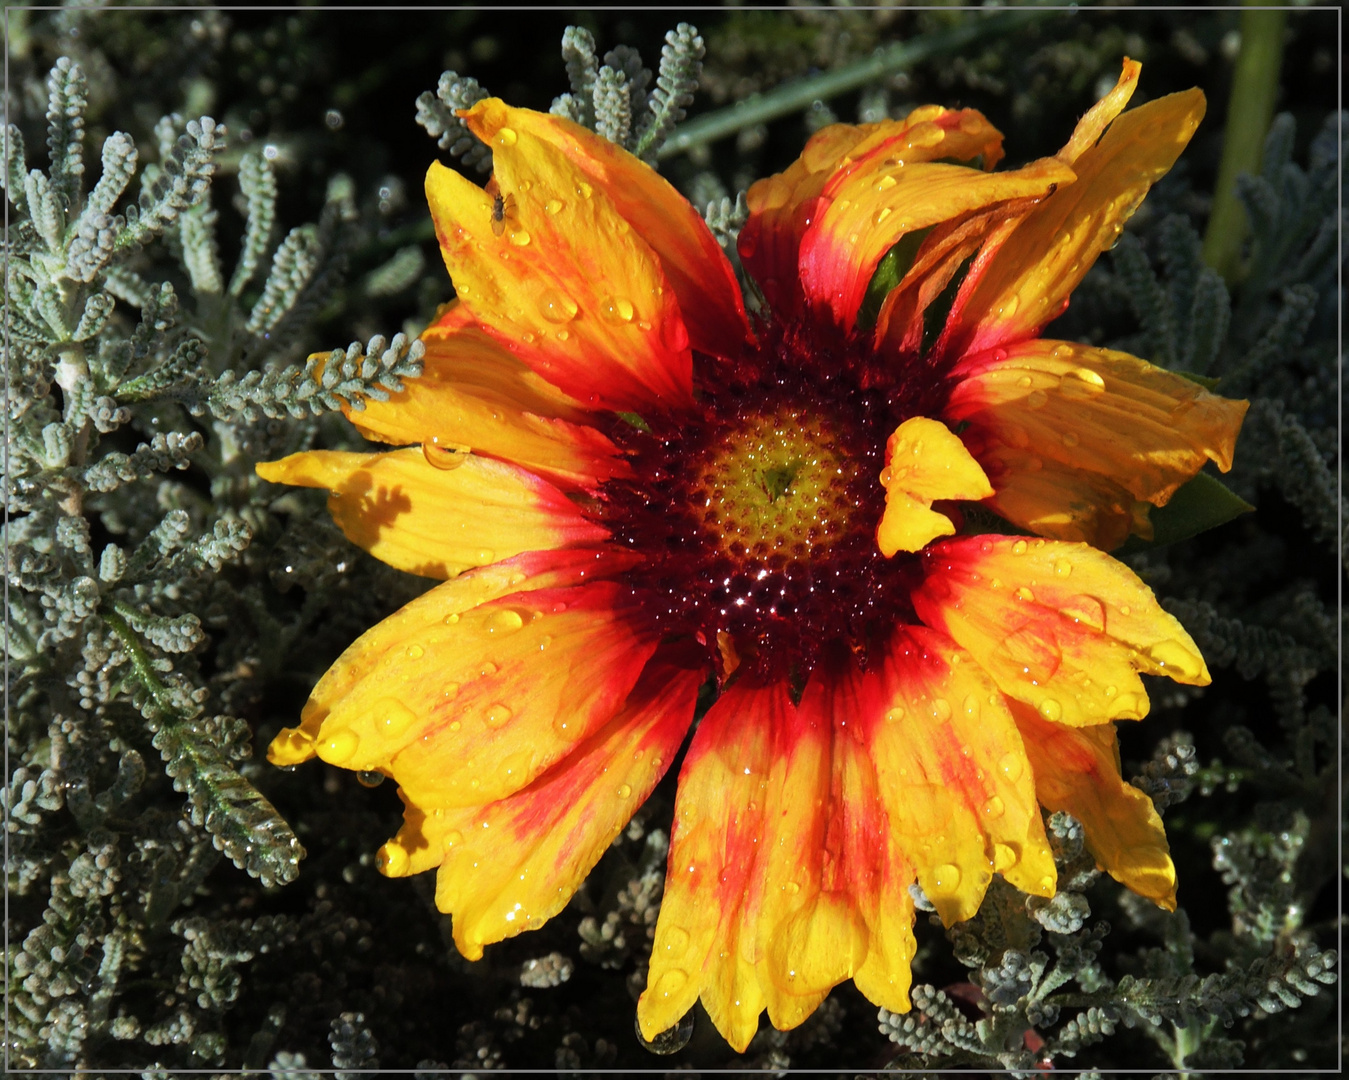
[449, 720, 461, 732]
[784, 880, 801, 895]
[932, 863, 962, 891]
[322, 730, 359, 764]
[486, 609, 524, 635]
[1104, 685, 1118, 698]
[376, 843, 409, 876]
[982, 795, 1005, 819]
[538, 634, 553, 651]
[509, 229, 531, 246]
[635, 1008, 694, 1055]
[616, 783, 633, 799]
[1001, 295, 1020, 318]
[495, 126, 518, 147]
[875, 174, 898, 192]
[538, 289, 579, 323]
[475, 548, 495, 563]
[379, 698, 417, 737]
[664, 925, 691, 953]
[885, 706, 906, 723]
[874, 207, 892, 225]
[962, 694, 980, 719]
[1062, 431, 1080, 447]
[1026, 389, 1048, 409]
[998, 752, 1024, 782]
[932, 697, 952, 721]
[422, 439, 471, 470]
[1039, 698, 1063, 722]
[1037, 874, 1055, 893]
[576, 181, 593, 199]
[1011, 539, 1028, 555]
[443, 829, 463, 851]
[993, 842, 1018, 871]
[484, 703, 514, 729]
[600, 296, 635, 322]
[1016, 586, 1034, 602]
[406, 643, 425, 659]
[1054, 559, 1072, 577]
[444, 613, 460, 625]
[544, 198, 564, 215]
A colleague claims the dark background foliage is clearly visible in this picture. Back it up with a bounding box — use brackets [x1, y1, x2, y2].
[5, 5, 1339, 1073]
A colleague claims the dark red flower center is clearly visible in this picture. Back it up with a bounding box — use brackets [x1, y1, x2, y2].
[598, 316, 952, 679]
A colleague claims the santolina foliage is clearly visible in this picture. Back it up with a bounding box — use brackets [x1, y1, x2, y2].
[4, 7, 1337, 1072]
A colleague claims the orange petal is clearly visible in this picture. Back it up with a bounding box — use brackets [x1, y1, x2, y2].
[877, 416, 994, 556]
[638, 678, 786, 1052]
[790, 661, 918, 1018]
[491, 105, 753, 361]
[914, 536, 1209, 731]
[266, 547, 639, 766]
[426, 103, 693, 413]
[801, 156, 1073, 330]
[347, 307, 628, 490]
[372, 649, 703, 959]
[946, 339, 1248, 506]
[971, 442, 1154, 551]
[860, 626, 1056, 926]
[1013, 702, 1176, 909]
[255, 447, 607, 579]
[941, 85, 1205, 358]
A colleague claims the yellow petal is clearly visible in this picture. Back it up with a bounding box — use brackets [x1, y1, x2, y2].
[348, 306, 628, 490]
[943, 86, 1205, 359]
[947, 339, 1248, 505]
[864, 626, 1056, 926]
[486, 104, 753, 362]
[877, 417, 994, 556]
[914, 536, 1210, 731]
[410, 651, 703, 959]
[970, 442, 1154, 551]
[427, 101, 693, 413]
[802, 156, 1074, 329]
[1014, 702, 1176, 909]
[265, 548, 636, 766]
[1056, 58, 1142, 166]
[255, 447, 606, 580]
[638, 678, 784, 1053]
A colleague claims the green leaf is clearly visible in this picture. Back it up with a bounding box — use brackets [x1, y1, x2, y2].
[1119, 472, 1254, 553]
[855, 226, 933, 331]
[617, 411, 650, 432]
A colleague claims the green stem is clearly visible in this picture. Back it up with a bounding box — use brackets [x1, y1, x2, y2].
[104, 605, 184, 722]
[1201, 1, 1286, 283]
[656, 8, 1055, 161]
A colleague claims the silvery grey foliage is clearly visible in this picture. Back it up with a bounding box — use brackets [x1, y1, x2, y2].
[4, 53, 421, 1069]
[414, 69, 492, 173]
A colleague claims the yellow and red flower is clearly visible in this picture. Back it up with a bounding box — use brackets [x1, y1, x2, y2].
[260, 61, 1246, 1051]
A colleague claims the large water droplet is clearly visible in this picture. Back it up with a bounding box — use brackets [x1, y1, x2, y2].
[486, 609, 524, 635]
[998, 751, 1024, 782]
[982, 795, 1005, 819]
[443, 829, 464, 851]
[616, 782, 633, 799]
[600, 296, 636, 323]
[933, 863, 962, 891]
[544, 198, 564, 215]
[422, 439, 471, 470]
[1039, 698, 1062, 722]
[1011, 539, 1028, 555]
[322, 730, 359, 764]
[635, 1008, 693, 1055]
[509, 229, 531, 247]
[993, 842, 1018, 871]
[885, 706, 906, 723]
[538, 289, 578, 323]
[484, 703, 514, 729]
[379, 698, 417, 737]
[932, 697, 952, 721]
[376, 843, 409, 876]
[1054, 559, 1072, 577]
[663, 925, 691, 954]
[357, 770, 385, 788]
[576, 181, 593, 199]
[495, 126, 518, 147]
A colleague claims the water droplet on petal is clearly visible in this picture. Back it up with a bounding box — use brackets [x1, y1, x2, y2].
[1062, 431, 1080, 447]
[932, 697, 952, 721]
[874, 207, 892, 225]
[982, 795, 1005, 819]
[376, 843, 409, 876]
[443, 829, 463, 851]
[885, 706, 905, 722]
[322, 730, 359, 764]
[1039, 698, 1063, 722]
[444, 612, 461, 625]
[600, 296, 635, 323]
[993, 842, 1018, 871]
[495, 126, 518, 147]
[1011, 539, 1028, 555]
[998, 752, 1024, 782]
[635, 1008, 694, 1055]
[933, 863, 962, 891]
[576, 181, 593, 199]
[486, 609, 524, 635]
[1054, 559, 1072, 577]
[616, 783, 633, 799]
[664, 925, 691, 954]
[875, 174, 898, 192]
[1016, 586, 1034, 602]
[484, 703, 514, 729]
[509, 229, 531, 246]
[1026, 389, 1048, 409]
[538, 289, 579, 323]
[544, 198, 564, 215]
[406, 644, 425, 659]
[379, 698, 417, 737]
[422, 439, 471, 470]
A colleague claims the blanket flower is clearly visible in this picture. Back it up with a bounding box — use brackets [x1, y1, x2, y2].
[261, 60, 1246, 1051]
